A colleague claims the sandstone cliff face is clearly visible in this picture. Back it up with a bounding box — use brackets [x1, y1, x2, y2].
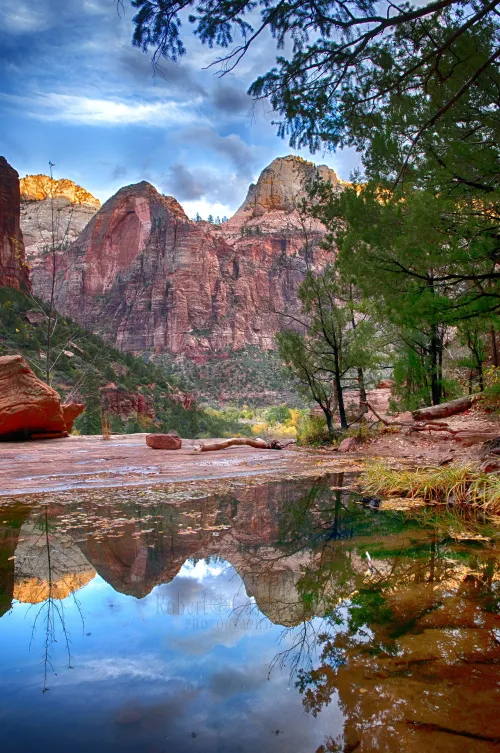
[28, 156, 336, 357]
[0, 156, 29, 290]
[20, 174, 100, 260]
[100, 385, 156, 420]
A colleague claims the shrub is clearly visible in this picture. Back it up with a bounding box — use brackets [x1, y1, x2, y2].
[483, 366, 500, 412]
[251, 422, 269, 436]
[266, 404, 292, 425]
[296, 414, 330, 446]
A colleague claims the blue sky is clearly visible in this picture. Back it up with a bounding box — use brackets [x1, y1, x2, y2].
[0, 0, 360, 218]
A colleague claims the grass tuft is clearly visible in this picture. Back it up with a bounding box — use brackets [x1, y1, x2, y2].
[361, 462, 500, 519]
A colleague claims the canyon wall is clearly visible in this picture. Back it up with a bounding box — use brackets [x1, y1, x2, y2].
[28, 156, 339, 357]
[0, 157, 29, 290]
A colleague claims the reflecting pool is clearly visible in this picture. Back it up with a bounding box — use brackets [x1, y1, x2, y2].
[0, 474, 499, 752]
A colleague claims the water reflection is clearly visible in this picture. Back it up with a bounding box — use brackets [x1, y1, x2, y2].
[0, 474, 498, 753]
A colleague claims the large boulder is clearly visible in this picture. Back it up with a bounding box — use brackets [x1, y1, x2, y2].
[62, 403, 85, 432]
[146, 433, 182, 450]
[0, 355, 83, 439]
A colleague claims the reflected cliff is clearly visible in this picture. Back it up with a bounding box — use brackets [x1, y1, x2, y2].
[0, 475, 499, 752]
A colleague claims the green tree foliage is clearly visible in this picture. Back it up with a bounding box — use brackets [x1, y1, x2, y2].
[129, 0, 499, 155]
[278, 265, 380, 431]
[266, 404, 292, 424]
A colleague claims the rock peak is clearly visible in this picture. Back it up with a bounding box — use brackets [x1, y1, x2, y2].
[20, 174, 100, 209]
[230, 154, 340, 223]
[108, 181, 188, 221]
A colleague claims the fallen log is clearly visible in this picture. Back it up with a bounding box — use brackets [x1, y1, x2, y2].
[412, 396, 476, 421]
[454, 431, 499, 446]
[198, 437, 295, 452]
[363, 402, 451, 432]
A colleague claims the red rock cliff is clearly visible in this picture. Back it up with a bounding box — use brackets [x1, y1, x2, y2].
[0, 157, 29, 290]
[29, 156, 338, 356]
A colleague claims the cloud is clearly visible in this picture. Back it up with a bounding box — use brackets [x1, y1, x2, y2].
[212, 83, 251, 114]
[166, 164, 209, 201]
[3, 2, 51, 33]
[162, 163, 251, 211]
[181, 127, 255, 174]
[1, 92, 203, 127]
[111, 165, 128, 180]
[119, 48, 207, 97]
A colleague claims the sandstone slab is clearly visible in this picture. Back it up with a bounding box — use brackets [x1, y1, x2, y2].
[146, 433, 182, 450]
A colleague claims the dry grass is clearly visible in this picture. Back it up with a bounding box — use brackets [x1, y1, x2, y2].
[362, 462, 500, 519]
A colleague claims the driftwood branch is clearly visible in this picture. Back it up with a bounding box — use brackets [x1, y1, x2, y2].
[197, 437, 296, 452]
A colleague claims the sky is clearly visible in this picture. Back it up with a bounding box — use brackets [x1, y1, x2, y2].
[0, 0, 361, 219]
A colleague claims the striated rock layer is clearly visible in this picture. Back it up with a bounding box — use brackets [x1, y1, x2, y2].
[0, 156, 29, 290]
[28, 156, 339, 357]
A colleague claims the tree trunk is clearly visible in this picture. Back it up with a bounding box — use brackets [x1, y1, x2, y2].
[357, 367, 367, 406]
[429, 327, 442, 405]
[491, 327, 498, 368]
[324, 409, 335, 440]
[333, 348, 348, 429]
[412, 395, 474, 421]
[478, 360, 484, 392]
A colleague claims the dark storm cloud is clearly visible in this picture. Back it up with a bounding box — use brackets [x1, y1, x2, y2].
[212, 83, 251, 114]
[167, 164, 208, 200]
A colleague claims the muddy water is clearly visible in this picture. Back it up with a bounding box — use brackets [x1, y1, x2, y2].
[0, 474, 498, 753]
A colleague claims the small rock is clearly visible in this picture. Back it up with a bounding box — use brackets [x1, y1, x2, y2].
[338, 437, 357, 452]
[146, 433, 182, 450]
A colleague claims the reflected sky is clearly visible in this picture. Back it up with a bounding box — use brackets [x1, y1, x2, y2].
[0, 558, 341, 753]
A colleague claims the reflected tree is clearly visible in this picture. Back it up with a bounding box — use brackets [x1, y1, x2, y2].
[16, 508, 86, 692]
